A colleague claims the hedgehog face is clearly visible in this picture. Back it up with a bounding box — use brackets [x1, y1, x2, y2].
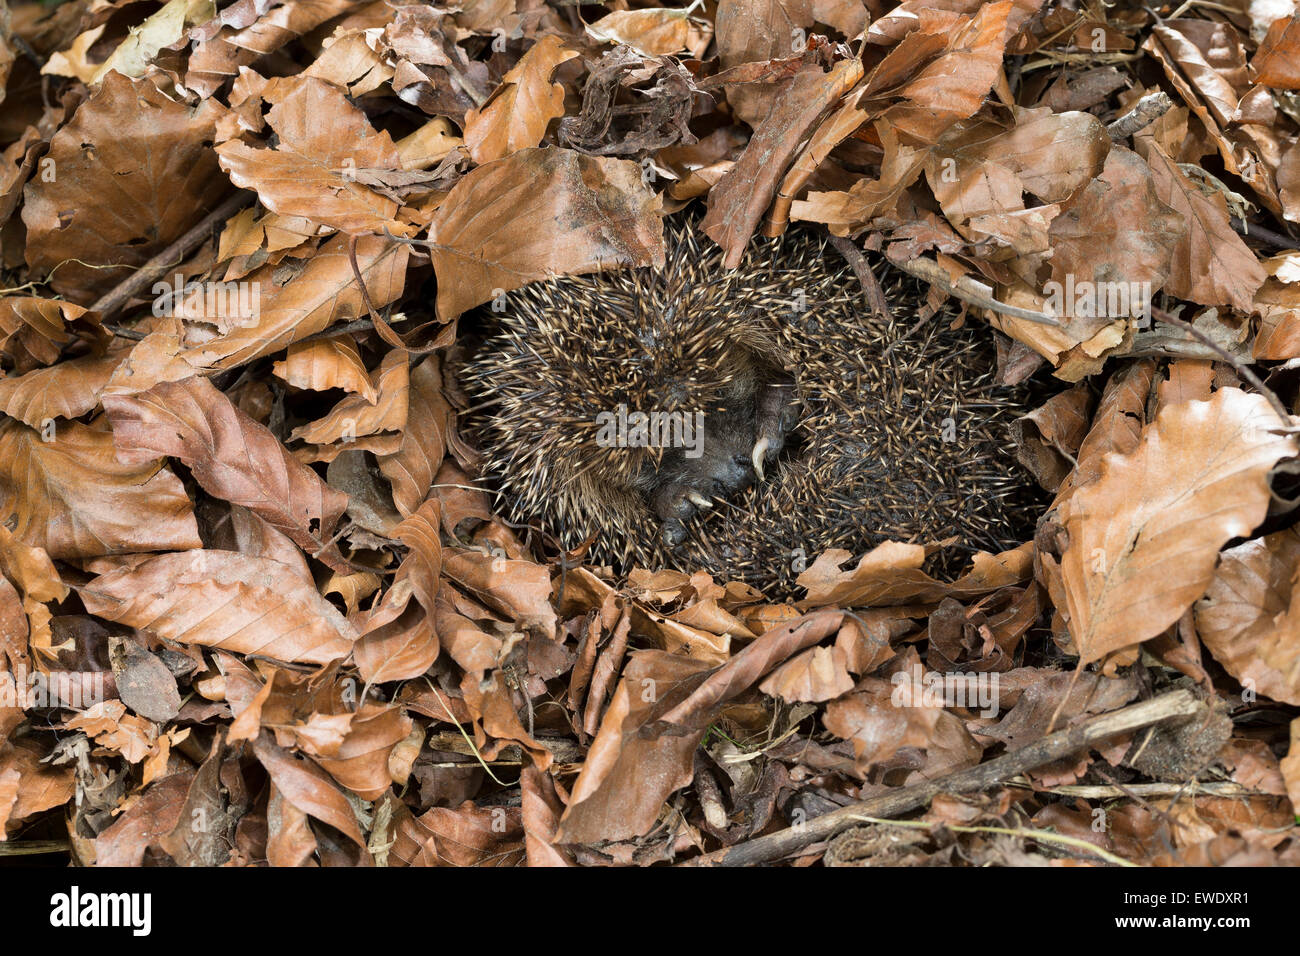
[458, 215, 1034, 591]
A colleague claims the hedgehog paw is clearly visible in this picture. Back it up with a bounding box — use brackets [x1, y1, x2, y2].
[751, 380, 798, 480]
[651, 451, 758, 549]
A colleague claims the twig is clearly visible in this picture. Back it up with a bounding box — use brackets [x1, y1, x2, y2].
[845, 815, 1137, 867]
[1150, 306, 1292, 424]
[90, 190, 255, 323]
[1008, 778, 1262, 799]
[886, 255, 1065, 327]
[677, 689, 1201, 866]
[0, 839, 70, 856]
[1231, 217, 1300, 251]
[827, 235, 890, 318]
[1106, 92, 1173, 141]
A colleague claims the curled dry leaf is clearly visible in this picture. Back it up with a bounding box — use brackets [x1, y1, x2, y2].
[464, 34, 578, 164]
[252, 732, 367, 850]
[377, 356, 450, 517]
[797, 540, 1034, 609]
[21, 72, 228, 301]
[1137, 136, 1268, 312]
[64, 699, 158, 764]
[79, 550, 357, 666]
[352, 498, 442, 684]
[391, 802, 524, 867]
[428, 147, 665, 319]
[178, 232, 410, 371]
[289, 348, 409, 445]
[93, 772, 192, 866]
[217, 76, 410, 236]
[554, 650, 716, 844]
[823, 674, 982, 778]
[442, 548, 556, 637]
[1195, 528, 1300, 705]
[303, 703, 414, 801]
[103, 375, 348, 566]
[0, 350, 124, 428]
[586, 9, 711, 57]
[273, 334, 377, 402]
[0, 419, 201, 560]
[1060, 388, 1298, 663]
[1254, 16, 1300, 90]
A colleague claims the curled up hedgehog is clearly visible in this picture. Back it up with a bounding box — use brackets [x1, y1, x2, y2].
[456, 213, 1034, 595]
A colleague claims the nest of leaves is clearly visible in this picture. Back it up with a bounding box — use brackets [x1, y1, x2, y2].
[1, 0, 1300, 866]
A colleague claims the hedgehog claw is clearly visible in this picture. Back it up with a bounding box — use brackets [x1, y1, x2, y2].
[751, 438, 770, 481]
[687, 491, 713, 509]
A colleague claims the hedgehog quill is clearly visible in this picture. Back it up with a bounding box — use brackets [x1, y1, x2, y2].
[458, 214, 1035, 595]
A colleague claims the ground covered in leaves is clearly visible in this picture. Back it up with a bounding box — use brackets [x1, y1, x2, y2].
[2, 0, 1300, 866]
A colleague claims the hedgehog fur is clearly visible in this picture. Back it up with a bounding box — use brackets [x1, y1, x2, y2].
[457, 215, 1034, 595]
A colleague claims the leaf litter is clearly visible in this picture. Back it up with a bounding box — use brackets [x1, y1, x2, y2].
[1, 0, 1300, 867]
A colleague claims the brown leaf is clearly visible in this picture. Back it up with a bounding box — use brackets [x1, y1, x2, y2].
[758, 643, 854, 703]
[252, 732, 367, 849]
[111, 639, 183, 722]
[442, 548, 556, 636]
[1046, 146, 1183, 305]
[272, 335, 377, 402]
[217, 76, 409, 236]
[714, 0, 813, 125]
[290, 348, 409, 445]
[1060, 388, 1298, 663]
[702, 56, 863, 267]
[428, 147, 664, 319]
[0, 739, 74, 834]
[464, 35, 578, 164]
[0, 350, 123, 428]
[0, 419, 200, 560]
[392, 801, 524, 866]
[178, 233, 409, 371]
[377, 356, 450, 516]
[79, 550, 357, 665]
[306, 703, 414, 801]
[554, 650, 715, 843]
[823, 673, 982, 777]
[103, 375, 348, 564]
[94, 772, 192, 866]
[352, 498, 442, 683]
[1253, 15, 1300, 91]
[1012, 384, 1093, 492]
[797, 541, 1033, 609]
[587, 9, 710, 57]
[21, 72, 228, 301]
[1137, 137, 1267, 311]
[1195, 528, 1300, 705]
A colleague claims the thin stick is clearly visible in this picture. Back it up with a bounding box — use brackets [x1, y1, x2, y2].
[1150, 307, 1292, 424]
[846, 815, 1137, 867]
[90, 190, 255, 323]
[886, 256, 1065, 328]
[1231, 218, 1300, 251]
[1014, 780, 1261, 799]
[827, 235, 890, 318]
[1106, 92, 1173, 142]
[0, 840, 70, 856]
[677, 688, 1201, 867]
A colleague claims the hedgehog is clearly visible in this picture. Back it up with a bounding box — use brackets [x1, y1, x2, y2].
[456, 214, 1035, 595]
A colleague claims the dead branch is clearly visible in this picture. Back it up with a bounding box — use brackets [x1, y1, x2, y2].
[91, 190, 255, 324]
[677, 688, 1201, 867]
